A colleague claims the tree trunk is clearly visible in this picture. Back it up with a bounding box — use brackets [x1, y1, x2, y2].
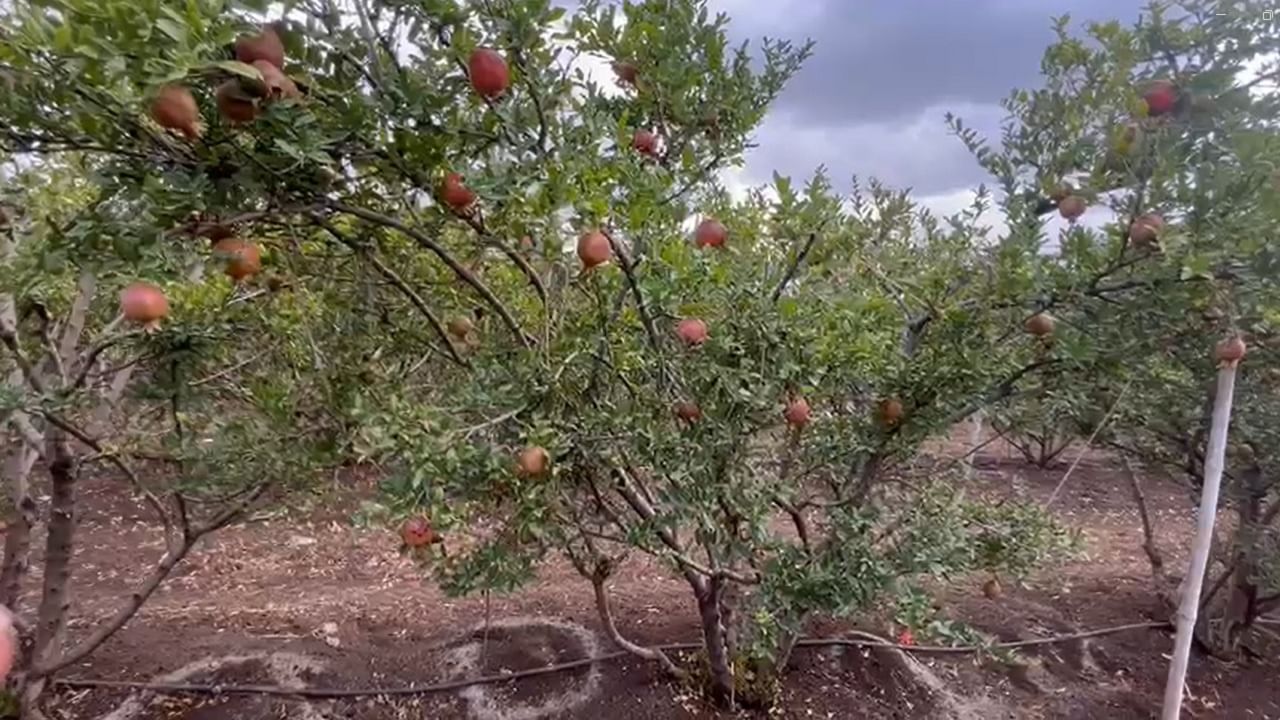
[964, 410, 983, 481]
[1122, 455, 1172, 608]
[55, 270, 95, 373]
[696, 575, 734, 707]
[30, 428, 77, 670]
[0, 443, 38, 609]
[1201, 467, 1266, 657]
[0, 228, 40, 617]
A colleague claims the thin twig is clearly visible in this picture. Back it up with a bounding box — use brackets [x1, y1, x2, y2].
[313, 216, 468, 366]
[771, 232, 819, 302]
[600, 229, 667, 384]
[30, 483, 268, 678]
[327, 201, 533, 347]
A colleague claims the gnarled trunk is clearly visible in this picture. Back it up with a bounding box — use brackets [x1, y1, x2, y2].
[21, 427, 77, 718]
[0, 443, 38, 610]
[696, 575, 734, 707]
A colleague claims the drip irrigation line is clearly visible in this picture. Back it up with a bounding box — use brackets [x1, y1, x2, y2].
[52, 620, 1170, 699]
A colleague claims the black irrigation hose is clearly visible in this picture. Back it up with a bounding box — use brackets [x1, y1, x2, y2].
[53, 621, 1171, 700]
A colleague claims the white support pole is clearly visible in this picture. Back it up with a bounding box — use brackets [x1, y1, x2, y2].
[1161, 341, 1243, 720]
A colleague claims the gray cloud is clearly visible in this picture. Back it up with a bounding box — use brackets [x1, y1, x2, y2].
[708, 0, 1152, 196]
[742, 101, 1007, 196]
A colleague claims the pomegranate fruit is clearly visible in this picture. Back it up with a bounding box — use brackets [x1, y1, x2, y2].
[982, 576, 1003, 600]
[611, 61, 638, 85]
[694, 219, 727, 249]
[149, 85, 202, 140]
[440, 172, 477, 211]
[877, 397, 904, 428]
[1058, 195, 1087, 221]
[784, 397, 811, 428]
[252, 60, 300, 99]
[675, 318, 709, 346]
[468, 48, 509, 99]
[632, 129, 657, 156]
[399, 517, 438, 548]
[197, 222, 236, 242]
[446, 316, 474, 339]
[1215, 335, 1246, 364]
[1048, 184, 1073, 202]
[0, 605, 14, 684]
[577, 230, 612, 269]
[1143, 79, 1178, 116]
[674, 401, 703, 423]
[897, 629, 915, 646]
[212, 238, 262, 282]
[515, 446, 551, 479]
[120, 282, 169, 330]
[215, 81, 258, 124]
[235, 27, 286, 69]
[1128, 212, 1164, 249]
[1025, 312, 1056, 337]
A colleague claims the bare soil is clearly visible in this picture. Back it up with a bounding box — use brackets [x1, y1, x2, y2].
[13, 430, 1280, 719]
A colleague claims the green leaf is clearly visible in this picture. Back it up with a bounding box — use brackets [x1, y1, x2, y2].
[156, 18, 187, 44]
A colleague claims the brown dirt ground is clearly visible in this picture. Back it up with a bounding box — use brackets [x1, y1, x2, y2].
[11, 429, 1279, 719]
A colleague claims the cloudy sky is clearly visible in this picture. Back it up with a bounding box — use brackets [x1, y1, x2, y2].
[700, 0, 1153, 220]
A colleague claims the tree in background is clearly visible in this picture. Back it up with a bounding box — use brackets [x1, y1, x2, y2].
[965, 1, 1280, 657]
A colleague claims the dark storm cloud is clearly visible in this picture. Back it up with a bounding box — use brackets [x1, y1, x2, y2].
[708, 0, 1152, 196]
[722, 0, 1152, 125]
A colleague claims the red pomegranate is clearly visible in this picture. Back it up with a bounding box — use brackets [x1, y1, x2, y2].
[1128, 213, 1164, 250]
[0, 605, 14, 685]
[982, 576, 1003, 600]
[399, 517, 439, 548]
[120, 282, 169, 331]
[675, 318, 708, 346]
[612, 61, 638, 85]
[1058, 195, 1087, 221]
[674, 401, 703, 423]
[149, 85, 201, 140]
[215, 80, 258, 124]
[877, 397, 904, 428]
[577, 230, 612, 270]
[1025, 312, 1056, 337]
[440, 172, 477, 211]
[1048, 184, 1073, 202]
[694, 219, 727, 249]
[446, 316, 474, 339]
[1143, 79, 1178, 117]
[212, 238, 262, 282]
[784, 396, 811, 428]
[235, 27, 286, 69]
[516, 446, 551, 479]
[632, 129, 657, 156]
[469, 48, 510, 99]
[1215, 335, 1246, 364]
[897, 629, 915, 646]
[252, 60, 300, 100]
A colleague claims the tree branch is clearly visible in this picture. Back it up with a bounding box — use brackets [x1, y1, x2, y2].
[589, 563, 686, 678]
[460, 213, 546, 304]
[313, 216, 469, 367]
[326, 202, 534, 347]
[29, 483, 269, 679]
[601, 230, 668, 384]
[771, 232, 819, 303]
